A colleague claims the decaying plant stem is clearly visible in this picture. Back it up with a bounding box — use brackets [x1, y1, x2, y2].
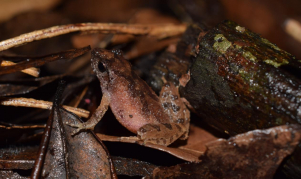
[0, 124, 45, 129]
[0, 23, 187, 52]
[0, 97, 90, 118]
[1, 60, 39, 77]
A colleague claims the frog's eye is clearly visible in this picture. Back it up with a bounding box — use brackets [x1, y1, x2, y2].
[98, 62, 106, 73]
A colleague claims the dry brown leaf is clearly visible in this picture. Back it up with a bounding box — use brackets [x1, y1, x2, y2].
[96, 129, 203, 162]
[150, 124, 301, 179]
[178, 124, 218, 153]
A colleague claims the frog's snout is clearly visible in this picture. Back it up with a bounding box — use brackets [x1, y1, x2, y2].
[91, 48, 110, 72]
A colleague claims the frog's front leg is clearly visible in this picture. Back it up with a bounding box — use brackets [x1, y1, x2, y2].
[66, 93, 110, 135]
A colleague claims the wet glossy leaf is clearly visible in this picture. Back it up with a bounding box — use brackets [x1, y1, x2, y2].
[31, 80, 113, 178]
[0, 170, 28, 179]
[53, 108, 113, 179]
[0, 145, 37, 170]
[112, 156, 156, 177]
[150, 124, 301, 179]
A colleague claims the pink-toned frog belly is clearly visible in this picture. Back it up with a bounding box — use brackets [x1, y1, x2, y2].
[67, 48, 190, 146]
[109, 87, 163, 134]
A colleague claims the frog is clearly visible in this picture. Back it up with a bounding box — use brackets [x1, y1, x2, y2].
[67, 48, 190, 146]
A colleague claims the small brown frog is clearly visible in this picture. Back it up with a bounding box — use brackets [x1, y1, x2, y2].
[67, 48, 190, 146]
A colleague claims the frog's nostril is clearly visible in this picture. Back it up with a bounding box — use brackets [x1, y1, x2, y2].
[98, 63, 106, 72]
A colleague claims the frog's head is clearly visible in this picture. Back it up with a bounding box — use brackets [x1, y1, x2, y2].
[91, 48, 132, 89]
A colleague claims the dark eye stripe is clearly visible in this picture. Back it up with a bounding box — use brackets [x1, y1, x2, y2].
[161, 138, 167, 145]
[162, 102, 172, 109]
[175, 124, 182, 131]
[172, 105, 180, 112]
[170, 136, 174, 143]
[162, 92, 169, 98]
[162, 123, 173, 130]
[164, 83, 170, 87]
[139, 127, 147, 133]
[150, 124, 161, 131]
[171, 95, 178, 100]
[177, 118, 185, 124]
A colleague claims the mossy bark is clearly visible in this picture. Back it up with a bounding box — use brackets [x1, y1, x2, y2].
[181, 20, 301, 178]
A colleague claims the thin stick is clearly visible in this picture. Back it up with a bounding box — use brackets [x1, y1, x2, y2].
[0, 23, 187, 52]
[0, 97, 90, 118]
[0, 124, 45, 129]
[1, 60, 39, 77]
[73, 86, 88, 108]
[284, 19, 301, 44]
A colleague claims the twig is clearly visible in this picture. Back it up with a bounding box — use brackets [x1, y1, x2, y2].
[0, 124, 45, 129]
[0, 97, 90, 118]
[1, 60, 39, 77]
[284, 18, 301, 44]
[73, 86, 88, 108]
[0, 23, 187, 52]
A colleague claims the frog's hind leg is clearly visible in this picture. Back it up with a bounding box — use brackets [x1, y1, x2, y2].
[159, 79, 191, 141]
[178, 106, 190, 140]
[137, 123, 186, 146]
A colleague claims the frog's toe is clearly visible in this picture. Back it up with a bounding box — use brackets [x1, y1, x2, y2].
[65, 122, 79, 128]
[65, 122, 92, 136]
[70, 128, 82, 136]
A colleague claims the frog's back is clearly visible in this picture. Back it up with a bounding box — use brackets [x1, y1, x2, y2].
[92, 48, 171, 133]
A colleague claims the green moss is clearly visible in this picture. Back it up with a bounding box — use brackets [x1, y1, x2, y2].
[239, 69, 253, 82]
[235, 26, 246, 33]
[264, 58, 289, 68]
[234, 44, 242, 49]
[242, 51, 257, 62]
[213, 34, 232, 54]
[238, 69, 262, 93]
[261, 38, 281, 51]
[275, 118, 282, 125]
